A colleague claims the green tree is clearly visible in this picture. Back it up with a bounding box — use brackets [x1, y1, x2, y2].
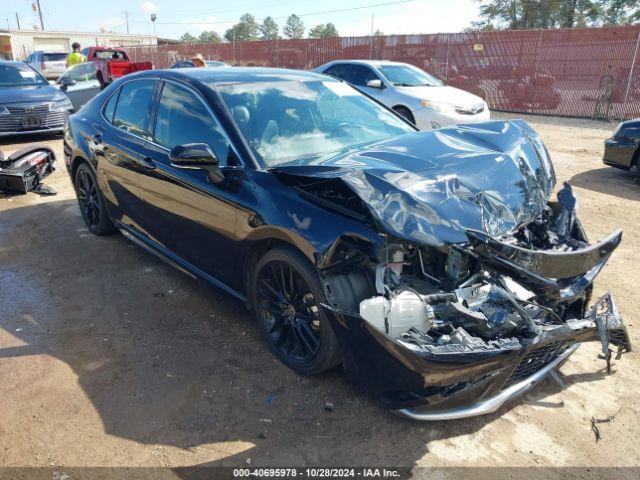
[283, 14, 305, 39]
[180, 32, 197, 43]
[198, 30, 221, 43]
[224, 13, 260, 42]
[470, 0, 639, 30]
[308, 23, 339, 38]
[260, 16, 280, 40]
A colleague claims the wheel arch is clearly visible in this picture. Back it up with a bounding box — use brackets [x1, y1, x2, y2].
[242, 230, 318, 311]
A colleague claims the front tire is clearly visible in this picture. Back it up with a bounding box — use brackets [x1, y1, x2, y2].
[74, 163, 116, 236]
[251, 247, 342, 375]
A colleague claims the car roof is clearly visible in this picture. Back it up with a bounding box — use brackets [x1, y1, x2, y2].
[324, 59, 409, 68]
[2, 60, 37, 67]
[137, 67, 332, 84]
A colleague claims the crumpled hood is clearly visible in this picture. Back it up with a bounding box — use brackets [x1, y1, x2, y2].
[273, 120, 556, 246]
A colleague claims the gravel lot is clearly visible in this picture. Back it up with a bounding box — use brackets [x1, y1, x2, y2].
[1, 113, 638, 474]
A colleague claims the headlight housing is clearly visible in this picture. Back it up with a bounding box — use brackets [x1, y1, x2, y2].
[51, 98, 73, 112]
[419, 100, 450, 112]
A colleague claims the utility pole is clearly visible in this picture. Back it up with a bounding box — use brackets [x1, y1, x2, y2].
[35, 0, 44, 30]
[123, 11, 130, 34]
[369, 13, 374, 60]
[15, 13, 21, 30]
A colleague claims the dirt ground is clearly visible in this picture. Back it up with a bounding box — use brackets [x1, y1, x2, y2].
[1, 113, 639, 474]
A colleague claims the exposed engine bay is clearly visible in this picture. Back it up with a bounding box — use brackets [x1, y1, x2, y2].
[273, 120, 632, 418]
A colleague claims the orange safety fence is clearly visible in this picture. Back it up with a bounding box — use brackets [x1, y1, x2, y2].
[129, 25, 640, 120]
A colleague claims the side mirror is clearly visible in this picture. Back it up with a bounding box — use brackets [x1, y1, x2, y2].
[366, 79, 384, 89]
[58, 76, 76, 91]
[169, 143, 224, 184]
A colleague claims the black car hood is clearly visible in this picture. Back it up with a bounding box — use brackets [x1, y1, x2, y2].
[273, 120, 556, 246]
[0, 83, 66, 104]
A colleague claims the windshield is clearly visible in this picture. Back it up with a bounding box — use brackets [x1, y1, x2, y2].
[378, 64, 442, 87]
[216, 79, 415, 166]
[0, 64, 48, 87]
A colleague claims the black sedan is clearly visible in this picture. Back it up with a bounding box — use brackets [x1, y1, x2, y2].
[63, 68, 631, 420]
[603, 118, 640, 173]
[0, 61, 73, 137]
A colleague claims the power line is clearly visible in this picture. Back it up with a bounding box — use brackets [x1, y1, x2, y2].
[134, 0, 415, 26]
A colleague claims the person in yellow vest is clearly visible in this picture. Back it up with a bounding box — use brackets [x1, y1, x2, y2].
[66, 43, 86, 68]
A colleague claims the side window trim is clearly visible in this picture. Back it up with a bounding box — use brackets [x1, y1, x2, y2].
[149, 79, 244, 168]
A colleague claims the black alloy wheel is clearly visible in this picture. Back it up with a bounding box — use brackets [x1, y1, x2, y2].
[74, 163, 116, 235]
[252, 247, 341, 374]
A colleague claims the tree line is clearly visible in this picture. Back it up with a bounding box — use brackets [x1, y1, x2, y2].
[179, 14, 339, 44]
[470, 0, 639, 30]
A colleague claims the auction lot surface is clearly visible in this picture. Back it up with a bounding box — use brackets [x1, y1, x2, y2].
[1, 113, 639, 472]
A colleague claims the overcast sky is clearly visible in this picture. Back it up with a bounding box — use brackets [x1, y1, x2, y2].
[2, 0, 480, 39]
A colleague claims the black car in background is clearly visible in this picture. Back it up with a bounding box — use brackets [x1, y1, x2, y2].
[0, 61, 73, 137]
[63, 68, 630, 420]
[603, 118, 640, 173]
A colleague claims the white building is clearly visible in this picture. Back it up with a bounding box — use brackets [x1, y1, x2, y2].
[0, 29, 157, 60]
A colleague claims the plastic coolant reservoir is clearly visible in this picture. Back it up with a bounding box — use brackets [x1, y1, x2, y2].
[359, 291, 433, 338]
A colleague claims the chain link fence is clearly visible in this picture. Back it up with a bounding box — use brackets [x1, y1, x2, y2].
[129, 25, 640, 120]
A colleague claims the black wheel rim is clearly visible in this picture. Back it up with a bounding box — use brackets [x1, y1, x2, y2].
[76, 169, 100, 229]
[256, 260, 322, 364]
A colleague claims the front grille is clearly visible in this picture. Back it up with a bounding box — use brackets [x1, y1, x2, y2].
[0, 103, 67, 133]
[504, 341, 570, 388]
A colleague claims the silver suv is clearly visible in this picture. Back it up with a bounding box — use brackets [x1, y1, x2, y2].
[314, 60, 489, 130]
[25, 51, 68, 80]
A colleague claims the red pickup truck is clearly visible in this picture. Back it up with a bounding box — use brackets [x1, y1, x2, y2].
[81, 46, 153, 88]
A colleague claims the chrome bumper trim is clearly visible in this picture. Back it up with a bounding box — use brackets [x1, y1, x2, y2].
[395, 343, 579, 421]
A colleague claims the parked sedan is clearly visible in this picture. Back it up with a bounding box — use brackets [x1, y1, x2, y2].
[0, 61, 73, 137]
[63, 68, 630, 420]
[603, 118, 640, 174]
[314, 60, 489, 130]
[25, 50, 68, 80]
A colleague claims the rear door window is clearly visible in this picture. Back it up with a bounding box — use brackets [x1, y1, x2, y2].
[111, 79, 156, 137]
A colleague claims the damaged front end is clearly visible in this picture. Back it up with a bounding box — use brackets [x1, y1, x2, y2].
[278, 120, 632, 420]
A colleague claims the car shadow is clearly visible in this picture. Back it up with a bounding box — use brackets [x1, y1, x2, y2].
[0, 199, 614, 468]
[569, 167, 640, 201]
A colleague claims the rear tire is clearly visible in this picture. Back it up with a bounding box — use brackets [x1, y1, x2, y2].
[74, 163, 116, 236]
[251, 247, 342, 375]
[393, 106, 415, 125]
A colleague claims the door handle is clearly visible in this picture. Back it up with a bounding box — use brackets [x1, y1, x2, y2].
[137, 156, 156, 170]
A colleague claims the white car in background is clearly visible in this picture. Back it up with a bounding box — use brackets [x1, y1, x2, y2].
[25, 51, 68, 80]
[313, 60, 490, 130]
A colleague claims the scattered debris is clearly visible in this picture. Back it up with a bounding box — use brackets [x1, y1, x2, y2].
[15, 327, 23, 333]
[324, 401, 335, 412]
[590, 409, 620, 442]
[0, 145, 57, 195]
[266, 393, 277, 405]
[257, 432, 267, 440]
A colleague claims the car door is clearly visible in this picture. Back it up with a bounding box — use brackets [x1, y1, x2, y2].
[137, 79, 242, 284]
[94, 78, 158, 234]
[59, 62, 101, 111]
